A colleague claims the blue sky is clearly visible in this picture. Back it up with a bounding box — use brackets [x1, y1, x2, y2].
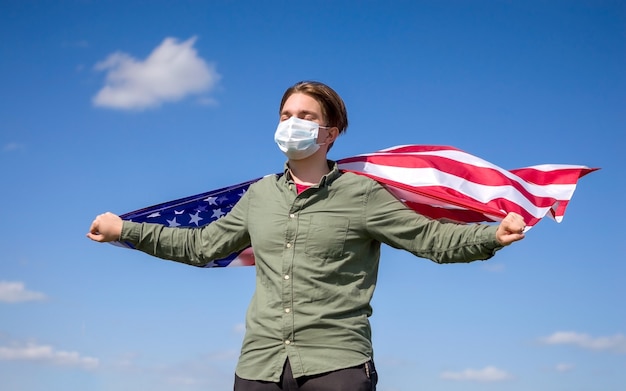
[1, 1, 624, 390]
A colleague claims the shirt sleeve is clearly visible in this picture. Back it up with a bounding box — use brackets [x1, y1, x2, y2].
[120, 188, 252, 267]
[363, 180, 503, 264]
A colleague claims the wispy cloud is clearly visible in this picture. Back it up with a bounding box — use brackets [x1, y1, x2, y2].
[482, 262, 505, 272]
[0, 342, 99, 370]
[0, 281, 46, 303]
[164, 350, 238, 388]
[111, 349, 237, 389]
[62, 40, 89, 48]
[555, 363, 575, 372]
[93, 36, 220, 110]
[2, 142, 23, 152]
[539, 331, 626, 354]
[232, 322, 245, 335]
[440, 366, 513, 382]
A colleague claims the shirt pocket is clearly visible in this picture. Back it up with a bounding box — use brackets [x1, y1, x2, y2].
[304, 215, 349, 260]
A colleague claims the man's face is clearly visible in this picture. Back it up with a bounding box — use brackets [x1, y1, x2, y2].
[280, 93, 326, 126]
[280, 93, 331, 147]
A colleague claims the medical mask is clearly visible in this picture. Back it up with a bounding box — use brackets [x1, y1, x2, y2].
[274, 117, 327, 160]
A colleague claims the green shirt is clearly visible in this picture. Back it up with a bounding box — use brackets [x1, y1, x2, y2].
[120, 161, 503, 382]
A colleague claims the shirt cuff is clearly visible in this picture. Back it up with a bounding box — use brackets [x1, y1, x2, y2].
[484, 225, 504, 255]
[120, 220, 141, 245]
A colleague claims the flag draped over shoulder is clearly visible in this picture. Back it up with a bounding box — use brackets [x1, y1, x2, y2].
[338, 145, 597, 228]
[115, 145, 597, 268]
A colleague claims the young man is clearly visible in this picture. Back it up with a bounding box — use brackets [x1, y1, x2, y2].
[88, 81, 526, 390]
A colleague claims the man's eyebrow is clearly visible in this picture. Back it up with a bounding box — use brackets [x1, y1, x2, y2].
[280, 109, 318, 116]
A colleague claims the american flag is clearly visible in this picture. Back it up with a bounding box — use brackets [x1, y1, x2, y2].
[115, 178, 260, 267]
[115, 145, 597, 267]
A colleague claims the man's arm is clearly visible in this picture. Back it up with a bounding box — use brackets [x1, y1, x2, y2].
[86, 187, 253, 266]
[365, 181, 525, 263]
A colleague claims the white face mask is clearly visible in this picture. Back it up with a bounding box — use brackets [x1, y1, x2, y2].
[274, 117, 327, 160]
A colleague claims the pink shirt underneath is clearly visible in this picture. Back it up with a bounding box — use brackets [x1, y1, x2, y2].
[295, 183, 311, 194]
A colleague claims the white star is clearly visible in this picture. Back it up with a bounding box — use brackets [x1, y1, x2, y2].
[212, 208, 225, 219]
[238, 189, 247, 198]
[174, 210, 184, 215]
[167, 217, 181, 227]
[204, 196, 218, 205]
[147, 212, 161, 218]
[189, 212, 203, 226]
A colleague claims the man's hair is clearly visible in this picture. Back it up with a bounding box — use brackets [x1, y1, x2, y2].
[279, 81, 349, 140]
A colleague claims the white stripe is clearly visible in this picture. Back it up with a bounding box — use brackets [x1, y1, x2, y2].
[342, 157, 582, 199]
[385, 185, 506, 222]
[371, 150, 592, 173]
[348, 150, 587, 197]
[339, 161, 578, 218]
[519, 164, 592, 171]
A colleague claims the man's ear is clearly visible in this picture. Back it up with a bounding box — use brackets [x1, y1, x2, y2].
[326, 126, 340, 144]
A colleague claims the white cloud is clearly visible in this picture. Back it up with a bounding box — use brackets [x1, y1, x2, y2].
[93, 36, 220, 110]
[539, 331, 626, 354]
[440, 366, 513, 382]
[0, 281, 46, 303]
[0, 342, 99, 370]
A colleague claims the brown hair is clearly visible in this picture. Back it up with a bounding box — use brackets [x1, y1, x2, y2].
[279, 81, 349, 135]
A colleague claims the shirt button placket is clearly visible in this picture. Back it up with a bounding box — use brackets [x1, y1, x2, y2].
[282, 209, 297, 351]
[282, 270, 294, 348]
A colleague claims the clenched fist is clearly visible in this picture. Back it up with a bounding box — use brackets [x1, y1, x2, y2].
[87, 212, 123, 243]
[496, 212, 526, 246]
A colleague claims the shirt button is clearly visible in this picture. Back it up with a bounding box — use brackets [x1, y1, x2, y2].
[285, 340, 291, 345]
[286, 242, 292, 248]
[285, 308, 291, 313]
[284, 275, 290, 280]
[289, 213, 295, 218]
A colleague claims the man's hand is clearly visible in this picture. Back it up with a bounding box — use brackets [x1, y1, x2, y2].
[87, 212, 123, 243]
[496, 212, 526, 246]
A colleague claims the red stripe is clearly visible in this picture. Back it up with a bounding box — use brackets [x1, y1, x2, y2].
[402, 200, 498, 224]
[344, 170, 510, 220]
[385, 182, 540, 225]
[340, 152, 596, 188]
[510, 167, 598, 185]
[340, 154, 576, 189]
[340, 156, 569, 210]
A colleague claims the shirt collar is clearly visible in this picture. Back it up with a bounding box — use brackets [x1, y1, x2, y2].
[283, 160, 341, 188]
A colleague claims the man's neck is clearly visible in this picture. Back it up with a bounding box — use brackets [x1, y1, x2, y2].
[288, 157, 331, 185]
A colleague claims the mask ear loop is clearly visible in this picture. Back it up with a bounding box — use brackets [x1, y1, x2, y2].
[316, 125, 331, 147]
